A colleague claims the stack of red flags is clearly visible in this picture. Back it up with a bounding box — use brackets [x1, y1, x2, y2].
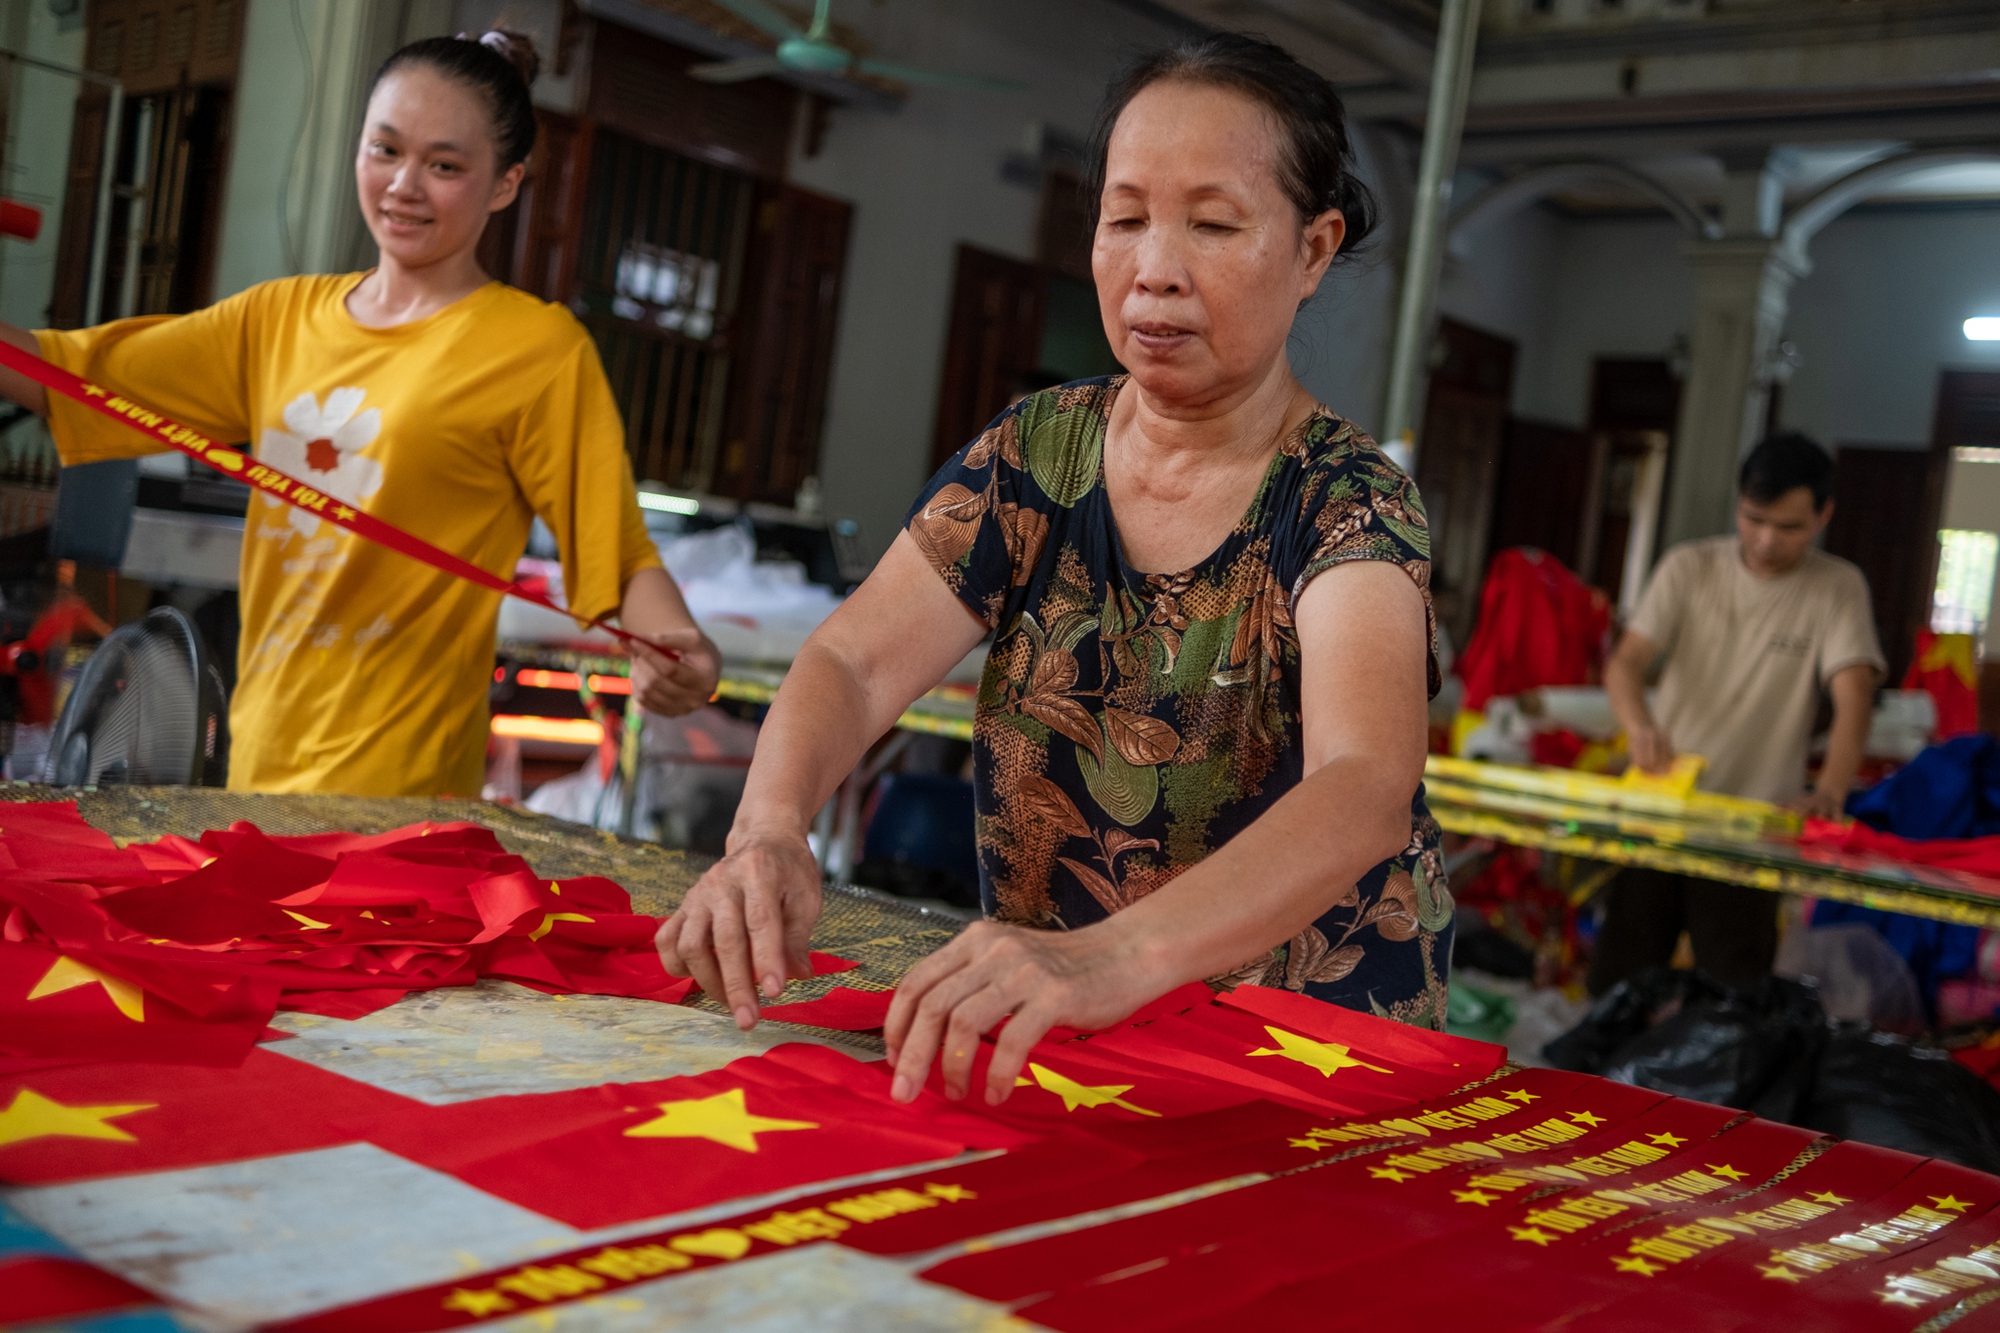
[0, 802, 740, 1071]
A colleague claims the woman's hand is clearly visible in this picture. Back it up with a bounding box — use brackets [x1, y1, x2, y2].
[630, 626, 719, 717]
[655, 833, 822, 1028]
[883, 919, 1165, 1107]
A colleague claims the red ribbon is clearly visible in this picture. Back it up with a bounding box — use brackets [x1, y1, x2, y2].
[0, 338, 658, 651]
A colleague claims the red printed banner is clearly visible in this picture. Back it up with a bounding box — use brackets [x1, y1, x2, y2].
[341, 1047, 997, 1229]
[0, 340, 653, 649]
[759, 986, 894, 1031]
[0, 1048, 423, 1185]
[0, 938, 277, 1069]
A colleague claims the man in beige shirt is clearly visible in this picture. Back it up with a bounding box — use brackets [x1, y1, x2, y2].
[1595, 432, 1885, 995]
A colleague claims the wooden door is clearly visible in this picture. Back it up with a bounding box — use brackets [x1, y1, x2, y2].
[1486, 417, 1595, 575]
[1824, 442, 1951, 686]
[717, 184, 854, 504]
[479, 110, 595, 306]
[931, 246, 1047, 470]
[1414, 318, 1516, 650]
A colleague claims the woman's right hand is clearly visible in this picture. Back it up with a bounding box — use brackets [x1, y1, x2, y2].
[655, 832, 824, 1028]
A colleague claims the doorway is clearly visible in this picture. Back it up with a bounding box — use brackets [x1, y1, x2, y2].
[1414, 318, 1517, 649]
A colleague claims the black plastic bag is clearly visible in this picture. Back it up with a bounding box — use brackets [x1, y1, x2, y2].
[1794, 1028, 2000, 1176]
[1543, 968, 1826, 1119]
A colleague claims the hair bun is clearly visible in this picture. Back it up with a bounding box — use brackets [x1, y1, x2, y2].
[476, 28, 540, 87]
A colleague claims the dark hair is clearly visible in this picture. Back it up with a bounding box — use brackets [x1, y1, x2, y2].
[371, 29, 541, 168]
[1083, 32, 1376, 255]
[1740, 431, 1835, 508]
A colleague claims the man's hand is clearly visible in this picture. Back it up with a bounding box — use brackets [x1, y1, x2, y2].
[630, 627, 719, 717]
[1791, 786, 1848, 821]
[1627, 721, 1675, 775]
[655, 833, 822, 1028]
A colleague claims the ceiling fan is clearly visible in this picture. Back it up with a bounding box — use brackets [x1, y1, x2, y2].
[690, 0, 1027, 90]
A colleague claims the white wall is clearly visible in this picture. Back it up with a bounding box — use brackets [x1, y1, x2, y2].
[0, 0, 87, 329]
[1434, 200, 1567, 422]
[1784, 206, 2000, 449]
[789, 0, 1183, 558]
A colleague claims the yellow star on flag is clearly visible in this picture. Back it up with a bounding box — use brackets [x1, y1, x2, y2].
[623, 1088, 817, 1152]
[1013, 1063, 1160, 1117]
[527, 912, 594, 942]
[924, 1183, 975, 1202]
[1879, 1291, 1927, 1308]
[1569, 1111, 1606, 1127]
[1614, 1256, 1666, 1276]
[1709, 1164, 1748, 1181]
[27, 956, 144, 1022]
[1454, 1189, 1501, 1206]
[1246, 1026, 1391, 1079]
[0, 1088, 156, 1148]
[1930, 1195, 1975, 1213]
[442, 1288, 516, 1316]
[283, 909, 333, 930]
[1510, 1226, 1559, 1247]
[1290, 1137, 1329, 1152]
[1502, 1089, 1539, 1103]
[1758, 1264, 1805, 1284]
[1648, 1132, 1687, 1148]
[1369, 1166, 1415, 1183]
[1808, 1191, 1852, 1207]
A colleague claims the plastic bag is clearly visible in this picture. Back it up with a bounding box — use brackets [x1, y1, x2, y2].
[1774, 923, 1924, 1033]
[1795, 1028, 2000, 1175]
[1543, 968, 1826, 1119]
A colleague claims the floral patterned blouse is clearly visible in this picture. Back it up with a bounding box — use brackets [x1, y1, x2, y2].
[905, 377, 1455, 1029]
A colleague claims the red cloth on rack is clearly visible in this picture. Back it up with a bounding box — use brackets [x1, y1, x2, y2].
[1801, 817, 2000, 880]
[1454, 547, 1611, 712]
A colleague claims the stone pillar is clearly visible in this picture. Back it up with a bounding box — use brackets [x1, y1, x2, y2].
[1660, 151, 1808, 548]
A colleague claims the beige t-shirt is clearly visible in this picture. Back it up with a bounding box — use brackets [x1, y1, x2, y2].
[1629, 537, 1885, 803]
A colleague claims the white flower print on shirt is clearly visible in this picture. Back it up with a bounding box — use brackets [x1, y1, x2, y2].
[258, 388, 385, 541]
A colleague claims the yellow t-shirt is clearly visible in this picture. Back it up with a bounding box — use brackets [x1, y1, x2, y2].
[37, 274, 661, 797]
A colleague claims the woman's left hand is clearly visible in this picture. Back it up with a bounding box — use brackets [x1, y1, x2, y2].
[884, 919, 1166, 1106]
[630, 627, 719, 717]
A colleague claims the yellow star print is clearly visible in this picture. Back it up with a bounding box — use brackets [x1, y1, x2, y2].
[442, 1288, 515, 1316]
[1502, 1089, 1540, 1103]
[1758, 1264, 1805, 1284]
[27, 956, 144, 1022]
[1879, 1291, 1927, 1308]
[1648, 1132, 1687, 1148]
[1012, 1063, 1160, 1116]
[924, 1183, 975, 1202]
[1511, 1226, 1560, 1247]
[1709, 1164, 1748, 1181]
[527, 912, 594, 942]
[1569, 1111, 1606, 1127]
[1454, 1189, 1501, 1206]
[623, 1088, 817, 1152]
[1246, 1026, 1391, 1078]
[1808, 1191, 1853, 1207]
[0, 1088, 156, 1148]
[1614, 1256, 1666, 1276]
[1370, 1166, 1416, 1182]
[1290, 1137, 1329, 1152]
[1930, 1195, 1975, 1213]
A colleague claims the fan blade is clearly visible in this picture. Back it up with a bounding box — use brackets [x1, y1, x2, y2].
[853, 59, 1028, 91]
[687, 56, 790, 83]
[706, 0, 802, 42]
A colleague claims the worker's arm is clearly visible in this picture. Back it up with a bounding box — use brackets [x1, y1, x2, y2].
[1801, 662, 1879, 819]
[883, 559, 1429, 1107]
[655, 531, 991, 1025]
[619, 567, 721, 718]
[0, 323, 49, 416]
[1605, 627, 1672, 774]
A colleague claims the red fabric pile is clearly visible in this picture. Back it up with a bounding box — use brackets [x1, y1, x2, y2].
[1905, 628, 1981, 741]
[0, 802, 762, 1071]
[1454, 547, 1610, 713]
[1800, 816, 2000, 882]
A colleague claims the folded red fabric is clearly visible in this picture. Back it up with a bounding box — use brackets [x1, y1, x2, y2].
[1800, 817, 2000, 882]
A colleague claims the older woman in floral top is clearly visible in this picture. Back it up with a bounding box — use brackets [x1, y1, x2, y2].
[659, 32, 1450, 1108]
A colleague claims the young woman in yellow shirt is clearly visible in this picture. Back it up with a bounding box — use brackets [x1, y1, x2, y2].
[0, 30, 719, 797]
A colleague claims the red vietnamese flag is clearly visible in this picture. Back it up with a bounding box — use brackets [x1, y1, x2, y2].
[0, 1047, 424, 1184]
[0, 800, 156, 889]
[345, 1060, 975, 1228]
[714, 1046, 1032, 1152]
[1217, 984, 1506, 1081]
[760, 986, 895, 1031]
[1086, 995, 1490, 1115]
[0, 938, 275, 1068]
[920, 1035, 1260, 1137]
